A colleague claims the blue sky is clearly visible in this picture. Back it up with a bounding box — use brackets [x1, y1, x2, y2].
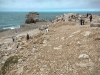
[0, 0, 100, 11]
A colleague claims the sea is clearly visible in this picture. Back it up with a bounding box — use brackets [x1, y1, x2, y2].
[0, 11, 100, 30]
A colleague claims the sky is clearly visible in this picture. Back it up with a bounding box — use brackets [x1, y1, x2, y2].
[0, 0, 100, 12]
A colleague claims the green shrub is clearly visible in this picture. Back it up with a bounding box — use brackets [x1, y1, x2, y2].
[1, 55, 20, 75]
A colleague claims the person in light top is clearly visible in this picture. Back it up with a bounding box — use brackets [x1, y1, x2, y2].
[46, 28, 49, 32]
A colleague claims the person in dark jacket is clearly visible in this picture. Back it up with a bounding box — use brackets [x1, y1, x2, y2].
[89, 15, 92, 22]
[87, 13, 88, 18]
[12, 37, 15, 42]
[26, 34, 29, 40]
[80, 19, 83, 25]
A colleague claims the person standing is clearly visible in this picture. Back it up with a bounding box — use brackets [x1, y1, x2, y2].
[45, 28, 49, 32]
[80, 19, 83, 25]
[87, 13, 88, 18]
[26, 34, 29, 40]
[12, 37, 15, 42]
[82, 20, 85, 25]
[89, 15, 92, 22]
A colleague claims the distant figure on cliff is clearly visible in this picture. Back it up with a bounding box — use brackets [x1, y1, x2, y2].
[12, 37, 15, 42]
[80, 19, 83, 25]
[80, 19, 84, 25]
[82, 20, 85, 25]
[26, 34, 29, 40]
[87, 13, 88, 18]
[16, 44, 19, 48]
[89, 15, 92, 22]
[45, 28, 49, 32]
[14, 29, 17, 34]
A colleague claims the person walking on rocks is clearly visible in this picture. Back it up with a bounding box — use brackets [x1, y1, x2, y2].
[12, 37, 15, 42]
[89, 15, 92, 22]
[26, 34, 29, 40]
[45, 27, 49, 33]
[15, 29, 17, 34]
[80, 18, 85, 25]
[82, 20, 85, 25]
[87, 13, 88, 18]
[80, 19, 83, 25]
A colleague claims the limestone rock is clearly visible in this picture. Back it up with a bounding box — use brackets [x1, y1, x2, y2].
[25, 12, 39, 24]
[77, 41, 81, 45]
[16, 67, 24, 74]
[76, 62, 94, 67]
[43, 40, 47, 44]
[63, 13, 78, 22]
[99, 58, 100, 61]
[1, 56, 8, 64]
[54, 45, 62, 50]
[90, 22, 100, 27]
[18, 58, 23, 62]
[78, 54, 89, 59]
[32, 48, 38, 53]
[39, 25, 48, 31]
[61, 37, 65, 40]
[17, 38, 21, 42]
[98, 18, 100, 23]
[81, 31, 91, 36]
[53, 13, 78, 23]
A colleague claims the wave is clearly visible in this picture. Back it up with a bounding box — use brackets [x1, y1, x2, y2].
[2, 26, 20, 30]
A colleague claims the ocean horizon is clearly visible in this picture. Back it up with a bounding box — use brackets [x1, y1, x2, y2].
[0, 11, 100, 30]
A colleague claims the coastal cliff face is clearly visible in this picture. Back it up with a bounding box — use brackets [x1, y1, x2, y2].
[0, 13, 100, 75]
[25, 12, 39, 24]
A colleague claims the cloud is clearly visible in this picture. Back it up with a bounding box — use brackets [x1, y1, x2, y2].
[88, 0, 100, 8]
[0, 0, 100, 11]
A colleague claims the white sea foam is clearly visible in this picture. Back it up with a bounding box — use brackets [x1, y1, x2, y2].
[3, 26, 20, 30]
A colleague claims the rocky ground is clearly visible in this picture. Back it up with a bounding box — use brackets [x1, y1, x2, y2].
[0, 21, 51, 39]
[0, 14, 100, 75]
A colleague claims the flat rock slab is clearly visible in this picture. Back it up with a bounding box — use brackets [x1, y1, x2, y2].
[90, 23, 100, 27]
[78, 54, 89, 59]
[98, 18, 100, 23]
[76, 62, 94, 67]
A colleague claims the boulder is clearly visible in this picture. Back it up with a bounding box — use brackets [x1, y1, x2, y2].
[63, 13, 78, 22]
[53, 13, 78, 22]
[39, 25, 48, 31]
[54, 45, 62, 50]
[81, 31, 91, 36]
[32, 48, 38, 53]
[78, 54, 89, 59]
[25, 12, 39, 24]
[90, 22, 100, 27]
[43, 40, 47, 44]
[78, 14, 86, 20]
[1, 56, 8, 64]
[98, 18, 100, 23]
[76, 62, 94, 67]
[63, 14, 70, 22]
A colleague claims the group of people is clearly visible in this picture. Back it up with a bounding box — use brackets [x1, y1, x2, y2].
[80, 13, 92, 25]
[12, 27, 49, 42]
[12, 13, 93, 42]
[12, 33, 30, 42]
[80, 19, 85, 25]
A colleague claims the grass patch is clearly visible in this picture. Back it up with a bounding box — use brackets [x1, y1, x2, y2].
[1, 55, 20, 75]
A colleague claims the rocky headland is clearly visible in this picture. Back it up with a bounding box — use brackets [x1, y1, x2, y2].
[0, 12, 100, 75]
